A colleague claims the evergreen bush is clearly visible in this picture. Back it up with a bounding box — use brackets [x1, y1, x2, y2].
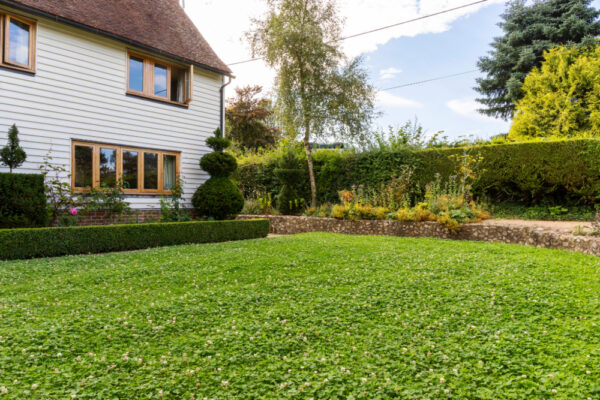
[192, 129, 244, 219]
[235, 139, 600, 207]
[274, 150, 305, 214]
[0, 173, 48, 228]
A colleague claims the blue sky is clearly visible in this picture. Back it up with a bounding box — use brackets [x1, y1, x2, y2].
[189, 0, 600, 141]
[366, 2, 509, 139]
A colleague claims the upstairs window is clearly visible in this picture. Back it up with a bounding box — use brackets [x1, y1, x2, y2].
[0, 13, 36, 72]
[72, 141, 180, 195]
[127, 51, 193, 105]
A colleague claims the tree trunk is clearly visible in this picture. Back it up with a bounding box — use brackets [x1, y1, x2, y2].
[303, 129, 317, 208]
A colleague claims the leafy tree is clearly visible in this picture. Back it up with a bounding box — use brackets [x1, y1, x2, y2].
[247, 0, 377, 207]
[226, 85, 280, 151]
[509, 44, 600, 139]
[1, 124, 27, 173]
[476, 0, 600, 120]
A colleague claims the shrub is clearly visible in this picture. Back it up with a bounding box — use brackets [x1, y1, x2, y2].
[0, 173, 48, 228]
[274, 150, 305, 215]
[193, 177, 245, 220]
[0, 219, 270, 260]
[0, 124, 26, 173]
[193, 129, 244, 220]
[237, 139, 600, 206]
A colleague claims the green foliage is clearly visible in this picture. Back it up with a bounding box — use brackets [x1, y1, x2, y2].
[85, 183, 131, 223]
[200, 152, 238, 177]
[0, 124, 27, 173]
[274, 150, 305, 215]
[226, 85, 280, 151]
[247, 0, 377, 206]
[194, 129, 245, 219]
[0, 219, 269, 260]
[487, 202, 597, 221]
[510, 45, 600, 139]
[39, 154, 80, 223]
[476, 0, 600, 119]
[236, 138, 600, 207]
[192, 177, 244, 220]
[159, 179, 191, 222]
[0, 173, 48, 228]
[1, 233, 599, 397]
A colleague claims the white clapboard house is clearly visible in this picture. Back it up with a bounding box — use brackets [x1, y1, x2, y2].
[0, 0, 232, 209]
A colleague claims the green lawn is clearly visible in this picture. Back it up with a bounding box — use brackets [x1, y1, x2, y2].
[1, 233, 599, 399]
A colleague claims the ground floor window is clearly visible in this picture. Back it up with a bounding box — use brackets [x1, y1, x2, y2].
[71, 141, 180, 194]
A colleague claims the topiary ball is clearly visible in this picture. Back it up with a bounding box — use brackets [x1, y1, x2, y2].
[206, 137, 231, 152]
[192, 177, 244, 220]
[200, 152, 237, 177]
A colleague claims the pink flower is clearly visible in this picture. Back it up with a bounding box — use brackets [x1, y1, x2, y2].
[70, 208, 78, 216]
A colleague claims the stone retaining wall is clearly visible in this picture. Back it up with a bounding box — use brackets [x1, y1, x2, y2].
[238, 215, 600, 257]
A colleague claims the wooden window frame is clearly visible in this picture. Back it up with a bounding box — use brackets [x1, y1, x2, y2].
[126, 50, 193, 106]
[1, 12, 36, 73]
[71, 141, 181, 195]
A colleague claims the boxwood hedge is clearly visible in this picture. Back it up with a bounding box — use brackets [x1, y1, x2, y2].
[0, 219, 269, 260]
[236, 139, 600, 206]
[0, 173, 48, 228]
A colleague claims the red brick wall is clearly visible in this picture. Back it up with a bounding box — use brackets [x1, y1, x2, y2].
[52, 209, 198, 226]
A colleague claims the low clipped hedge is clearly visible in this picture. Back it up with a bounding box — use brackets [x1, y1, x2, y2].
[0, 219, 269, 260]
[0, 173, 48, 228]
[236, 139, 600, 206]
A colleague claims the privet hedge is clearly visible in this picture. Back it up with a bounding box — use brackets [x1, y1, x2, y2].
[235, 139, 600, 206]
[0, 219, 270, 260]
[0, 173, 48, 228]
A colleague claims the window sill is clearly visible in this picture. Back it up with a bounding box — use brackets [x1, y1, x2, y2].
[126, 90, 190, 108]
[73, 188, 176, 196]
[0, 62, 35, 74]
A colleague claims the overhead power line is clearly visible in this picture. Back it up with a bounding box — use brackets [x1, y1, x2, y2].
[379, 70, 479, 91]
[227, 0, 490, 66]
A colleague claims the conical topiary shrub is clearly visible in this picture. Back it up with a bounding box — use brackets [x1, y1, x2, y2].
[192, 128, 244, 220]
[274, 150, 305, 215]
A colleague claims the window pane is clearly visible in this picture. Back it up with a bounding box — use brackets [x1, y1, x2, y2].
[99, 148, 117, 187]
[163, 155, 177, 190]
[170, 67, 187, 103]
[154, 64, 168, 97]
[129, 57, 144, 92]
[74, 145, 93, 188]
[143, 152, 158, 190]
[122, 150, 138, 190]
[9, 19, 30, 65]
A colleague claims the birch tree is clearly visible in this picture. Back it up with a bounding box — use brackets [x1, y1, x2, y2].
[247, 0, 376, 206]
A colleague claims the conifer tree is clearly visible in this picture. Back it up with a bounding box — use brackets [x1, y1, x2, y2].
[476, 0, 600, 120]
[1, 124, 27, 173]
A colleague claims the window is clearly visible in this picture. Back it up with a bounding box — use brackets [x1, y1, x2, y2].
[126, 51, 193, 105]
[1, 13, 36, 72]
[72, 141, 180, 195]
[128, 56, 144, 92]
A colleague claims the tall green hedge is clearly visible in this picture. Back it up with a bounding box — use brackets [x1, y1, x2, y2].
[0, 219, 270, 260]
[0, 173, 48, 228]
[235, 139, 600, 206]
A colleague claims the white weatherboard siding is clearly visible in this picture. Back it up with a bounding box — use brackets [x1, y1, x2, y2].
[0, 9, 222, 209]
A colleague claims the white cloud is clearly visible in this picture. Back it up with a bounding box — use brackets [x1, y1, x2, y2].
[379, 67, 402, 80]
[446, 98, 492, 120]
[377, 91, 422, 108]
[184, 0, 505, 93]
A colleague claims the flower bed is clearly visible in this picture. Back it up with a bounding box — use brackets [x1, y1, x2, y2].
[0, 219, 269, 260]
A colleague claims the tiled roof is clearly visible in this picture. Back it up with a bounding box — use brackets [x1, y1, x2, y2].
[2, 0, 232, 75]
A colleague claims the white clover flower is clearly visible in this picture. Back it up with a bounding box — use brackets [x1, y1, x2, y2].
[551, 389, 557, 394]
[31, 384, 38, 390]
[440, 377, 445, 384]
[221, 381, 229, 387]
[0, 386, 7, 394]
